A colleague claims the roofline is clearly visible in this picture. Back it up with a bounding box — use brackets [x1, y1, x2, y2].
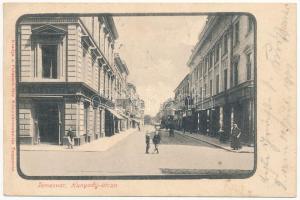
[114, 54, 129, 75]
[173, 73, 190, 93]
[186, 16, 218, 67]
[105, 16, 119, 40]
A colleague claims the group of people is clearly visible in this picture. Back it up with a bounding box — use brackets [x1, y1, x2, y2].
[66, 122, 242, 152]
[145, 130, 161, 154]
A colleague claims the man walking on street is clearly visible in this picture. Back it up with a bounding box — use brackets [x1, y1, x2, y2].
[153, 131, 161, 154]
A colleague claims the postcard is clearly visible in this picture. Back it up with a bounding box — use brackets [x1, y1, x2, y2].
[3, 3, 296, 197]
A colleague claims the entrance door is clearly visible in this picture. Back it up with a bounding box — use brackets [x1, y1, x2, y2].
[105, 110, 112, 136]
[36, 102, 60, 144]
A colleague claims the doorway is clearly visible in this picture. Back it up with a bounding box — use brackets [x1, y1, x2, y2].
[36, 102, 60, 144]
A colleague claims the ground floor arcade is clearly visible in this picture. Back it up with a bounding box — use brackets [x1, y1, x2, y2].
[175, 81, 255, 146]
[17, 83, 134, 146]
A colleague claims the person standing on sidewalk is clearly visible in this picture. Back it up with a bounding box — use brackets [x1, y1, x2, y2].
[153, 131, 161, 154]
[145, 133, 151, 154]
[66, 127, 75, 149]
[230, 123, 242, 150]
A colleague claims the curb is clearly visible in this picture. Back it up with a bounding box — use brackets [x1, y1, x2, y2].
[174, 130, 253, 153]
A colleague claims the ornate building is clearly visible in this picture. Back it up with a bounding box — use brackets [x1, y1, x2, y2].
[125, 83, 144, 128]
[114, 53, 130, 131]
[174, 74, 190, 130]
[179, 14, 255, 145]
[17, 15, 143, 145]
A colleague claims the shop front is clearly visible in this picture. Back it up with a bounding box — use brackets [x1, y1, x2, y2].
[18, 83, 115, 145]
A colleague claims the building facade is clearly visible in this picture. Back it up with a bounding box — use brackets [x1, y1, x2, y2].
[17, 15, 143, 145]
[182, 14, 255, 145]
[113, 53, 130, 132]
[173, 74, 190, 130]
[125, 83, 145, 128]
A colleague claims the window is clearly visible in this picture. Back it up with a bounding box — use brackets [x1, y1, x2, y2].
[204, 84, 207, 97]
[234, 21, 240, 46]
[223, 34, 228, 55]
[204, 58, 208, 74]
[199, 62, 203, 77]
[246, 53, 252, 80]
[82, 45, 88, 81]
[209, 52, 213, 69]
[215, 43, 220, 63]
[224, 69, 228, 90]
[42, 45, 57, 79]
[210, 80, 213, 96]
[216, 75, 219, 94]
[234, 62, 239, 86]
[200, 87, 202, 99]
[103, 33, 106, 54]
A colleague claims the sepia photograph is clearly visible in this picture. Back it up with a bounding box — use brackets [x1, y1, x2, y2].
[3, 2, 297, 197]
[15, 13, 256, 179]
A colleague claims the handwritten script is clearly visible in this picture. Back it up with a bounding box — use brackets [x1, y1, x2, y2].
[261, 4, 293, 192]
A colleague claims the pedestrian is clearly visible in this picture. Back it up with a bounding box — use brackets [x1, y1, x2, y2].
[153, 130, 161, 154]
[145, 133, 151, 154]
[66, 127, 75, 149]
[230, 122, 242, 150]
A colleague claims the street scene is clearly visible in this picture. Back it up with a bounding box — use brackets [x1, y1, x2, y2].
[21, 125, 254, 176]
[17, 14, 255, 177]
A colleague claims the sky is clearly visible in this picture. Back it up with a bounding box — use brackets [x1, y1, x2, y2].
[114, 15, 207, 116]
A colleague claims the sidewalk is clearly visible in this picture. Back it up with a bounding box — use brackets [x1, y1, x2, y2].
[174, 130, 254, 153]
[20, 128, 137, 152]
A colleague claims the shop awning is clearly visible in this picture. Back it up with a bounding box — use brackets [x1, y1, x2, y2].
[106, 108, 125, 120]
